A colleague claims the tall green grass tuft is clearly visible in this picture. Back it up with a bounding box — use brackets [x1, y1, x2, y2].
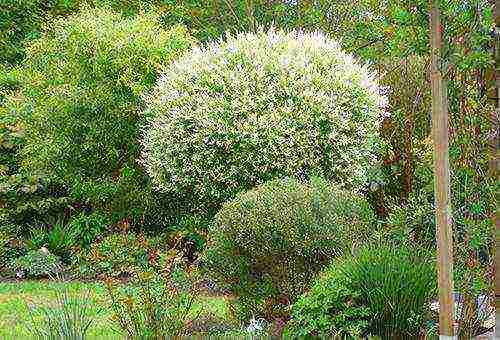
[25, 285, 99, 339]
[342, 245, 437, 339]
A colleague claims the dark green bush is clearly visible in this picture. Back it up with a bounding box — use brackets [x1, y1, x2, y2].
[202, 177, 375, 321]
[0, 224, 21, 271]
[0, 0, 81, 65]
[20, 7, 194, 224]
[92, 0, 158, 16]
[68, 212, 107, 249]
[285, 244, 436, 338]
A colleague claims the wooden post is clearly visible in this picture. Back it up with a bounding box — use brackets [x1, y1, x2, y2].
[429, 1, 455, 338]
[494, 0, 500, 337]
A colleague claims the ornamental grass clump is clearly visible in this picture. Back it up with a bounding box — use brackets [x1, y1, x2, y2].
[141, 29, 384, 214]
[20, 7, 194, 222]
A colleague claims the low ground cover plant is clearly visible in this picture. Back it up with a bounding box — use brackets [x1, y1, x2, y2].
[9, 248, 63, 278]
[202, 177, 376, 321]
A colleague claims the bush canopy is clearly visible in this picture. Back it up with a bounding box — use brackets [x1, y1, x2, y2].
[141, 29, 383, 214]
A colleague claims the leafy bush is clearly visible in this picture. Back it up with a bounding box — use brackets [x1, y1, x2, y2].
[93, 0, 159, 16]
[9, 248, 63, 278]
[0, 65, 72, 229]
[202, 177, 375, 320]
[141, 29, 383, 214]
[0, 229, 8, 260]
[0, 174, 72, 227]
[68, 212, 107, 249]
[72, 232, 151, 279]
[283, 266, 370, 338]
[285, 245, 436, 338]
[105, 270, 198, 337]
[26, 285, 100, 339]
[0, 223, 26, 272]
[0, 226, 15, 270]
[0, 0, 81, 65]
[20, 7, 194, 224]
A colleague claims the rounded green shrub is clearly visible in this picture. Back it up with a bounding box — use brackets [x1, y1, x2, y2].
[284, 245, 436, 338]
[202, 177, 376, 320]
[20, 7, 194, 223]
[141, 29, 383, 214]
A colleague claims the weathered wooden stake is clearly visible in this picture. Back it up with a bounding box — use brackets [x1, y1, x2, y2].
[429, 1, 455, 338]
[494, 0, 500, 337]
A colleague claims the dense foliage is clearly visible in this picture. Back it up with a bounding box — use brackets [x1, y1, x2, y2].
[202, 177, 375, 320]
[0, 0, 494, 337]
[0, 65, 73, 230]
[142, 29, 383, 214]
[285, 245, 436, 338]
[19, 8, 194, 223]
[0, 0, 82, 65]
[9, 248, 62, 278]
[72, 232, 151, 279]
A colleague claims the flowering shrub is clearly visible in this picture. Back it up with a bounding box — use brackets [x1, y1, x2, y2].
[202, 177, 376, 321]
[20, 7, 194, 223]
[141, 29, 383, 214]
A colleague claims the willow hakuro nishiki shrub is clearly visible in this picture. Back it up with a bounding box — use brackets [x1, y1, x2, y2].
[141, 29, 385, 213]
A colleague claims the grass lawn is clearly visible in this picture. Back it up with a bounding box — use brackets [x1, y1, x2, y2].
[0, 280, 228, 338]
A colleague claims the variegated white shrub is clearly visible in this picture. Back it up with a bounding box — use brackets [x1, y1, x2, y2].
[141, 29, 384, 213]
